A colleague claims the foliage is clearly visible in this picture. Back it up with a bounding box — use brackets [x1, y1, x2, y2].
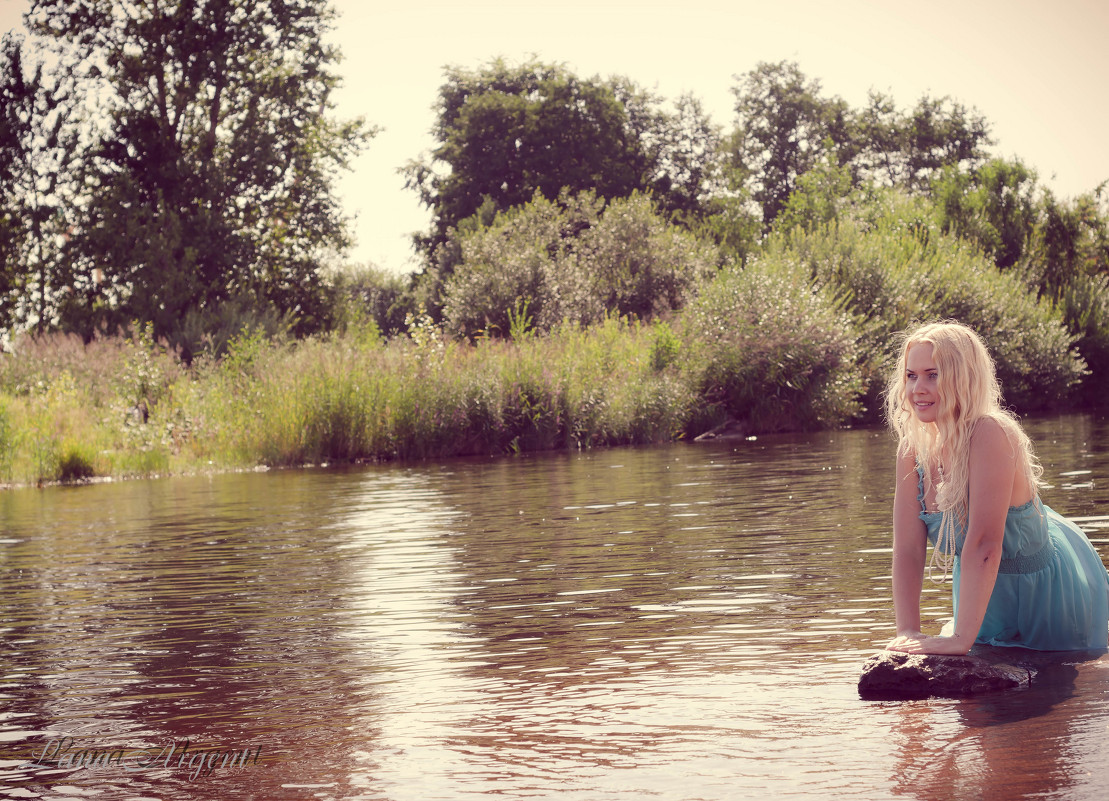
[440, 191, 717, 338]
[1057, 272, 1109, 408]
[688, 184, 764, 263]
[769, 189, 1086, 413]
[176, 294, 293, 361]
[728, 61, 853, 227]
[405, 57, 723, 264]
[680, 258, 863, 433]
[324, 262, 414, 340]
[931, 157, 1039, 270]
[20, 0, 371, 347]
[771, 155, 858, 234]
[0, 31, 77, 332]
[728, 62, 993, 228]
[853, 92, 993, 192]
[440, 191, 579, 337]
[1024, 189, 1109, 293]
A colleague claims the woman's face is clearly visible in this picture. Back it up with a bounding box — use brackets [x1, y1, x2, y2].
[905, 343, 940, 424]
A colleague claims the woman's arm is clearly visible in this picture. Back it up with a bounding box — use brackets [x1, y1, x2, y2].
[888, 419, 1013, 655]
[947, 419, 1012, 648]
[887, 449, 927, 645]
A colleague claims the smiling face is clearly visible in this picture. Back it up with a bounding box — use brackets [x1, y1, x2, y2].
[905, 343, 941, 424]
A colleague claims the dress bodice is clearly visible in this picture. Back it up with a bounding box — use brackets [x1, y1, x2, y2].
[912, 468, 1108, 651]
[916, 468, 1055, 574]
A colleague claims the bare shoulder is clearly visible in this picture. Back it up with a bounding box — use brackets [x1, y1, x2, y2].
[895, 445, 916, 472]
[969, 416, 1018, 466]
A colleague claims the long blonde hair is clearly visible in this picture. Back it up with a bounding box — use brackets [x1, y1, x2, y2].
[884, 321, 1043, 580]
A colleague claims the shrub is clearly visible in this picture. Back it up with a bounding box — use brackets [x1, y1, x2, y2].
[1059, 272, 1109, 407]
[680, 258, 863, 433]
[572, 193, 718, 321]
[441, 191, 588, 338]
[56, 442, 97, 482]
[175, 294, 292, 361]
[770, 189, 1085, 414]
[326, 262, 415, 339]
[441, 191, 717, 339]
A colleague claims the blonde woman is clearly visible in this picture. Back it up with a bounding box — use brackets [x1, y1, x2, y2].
[884, 321, 1108, 655]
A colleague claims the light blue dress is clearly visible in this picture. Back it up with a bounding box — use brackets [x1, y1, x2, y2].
[917, 469, 1109, 651]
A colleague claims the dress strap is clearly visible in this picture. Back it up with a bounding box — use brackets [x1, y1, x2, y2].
[915, 465, 927, 515]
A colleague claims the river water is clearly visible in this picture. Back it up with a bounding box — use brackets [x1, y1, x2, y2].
[1, 414, 1107, 800]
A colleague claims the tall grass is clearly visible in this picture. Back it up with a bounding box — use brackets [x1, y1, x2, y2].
[207, 317, 697, 466]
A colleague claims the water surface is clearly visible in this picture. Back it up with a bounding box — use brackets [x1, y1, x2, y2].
[2, 414, 1108, 800]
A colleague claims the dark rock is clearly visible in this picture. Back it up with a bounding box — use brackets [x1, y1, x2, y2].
[858, 650, 1034, 700]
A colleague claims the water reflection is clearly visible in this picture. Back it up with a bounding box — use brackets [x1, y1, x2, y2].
[0, 415, 1107, 799]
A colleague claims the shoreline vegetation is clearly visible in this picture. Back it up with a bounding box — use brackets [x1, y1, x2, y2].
[4, 37, 1108, 490]
[2, 187, 1106, 490]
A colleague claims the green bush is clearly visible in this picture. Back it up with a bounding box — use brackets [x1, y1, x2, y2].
[326, 262, 415, 339]
[680, 258, 863, 433]
[55, 442, 98, 482]
[441, 191, 578, 338]
[770, 189, 1085, 414]
[1059, 272, 1109, 407]
[573, 193, 718, 321]
[441, 191, 716, 339]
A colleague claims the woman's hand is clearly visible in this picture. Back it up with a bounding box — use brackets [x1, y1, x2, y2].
[885, 631, 923, 651]
[885, 633, 971, 656]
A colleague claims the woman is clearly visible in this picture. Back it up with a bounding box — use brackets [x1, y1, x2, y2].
[885, 321, 1108, 655]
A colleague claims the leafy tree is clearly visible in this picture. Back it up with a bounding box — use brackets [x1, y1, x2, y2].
[0, 32, 76, 333]
[25, 0, 371, 351]
[1029, 188, 1109, 292]
[728, 61, 852, 227]
[932, 157, 1039, 269]
[850, 90, 906, 187]
[848, 91, 993, 192]
[405, 58, 722, 266]
[900, 95, 992, 192]
[729, 64, 994, 227]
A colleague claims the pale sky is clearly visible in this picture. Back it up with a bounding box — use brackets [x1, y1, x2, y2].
[3, 0, 1107, 274]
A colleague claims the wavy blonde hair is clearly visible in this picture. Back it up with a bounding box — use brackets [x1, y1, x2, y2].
[884, 320, 1043, 580]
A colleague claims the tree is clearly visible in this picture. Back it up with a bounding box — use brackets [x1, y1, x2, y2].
[729, 63, 994, 228]
[1031, 188, 1109, 291]
[850, 90, 908, 186]
[440, 191, 717, 339]
[0, 32, 77, 333]
[405, 58, 722, 266]
[901, 95, 992, 192]
[932, 157, 1039, 270]
[728, 61, 852, 227]
[25, 0, 370, 350]
[850, 91, 992, 192]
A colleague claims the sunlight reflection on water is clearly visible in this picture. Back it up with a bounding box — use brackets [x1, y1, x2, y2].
[1, 414, 1108, 799]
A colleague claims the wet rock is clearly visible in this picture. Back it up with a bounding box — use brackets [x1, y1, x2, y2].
[858, 650, 1034, 700]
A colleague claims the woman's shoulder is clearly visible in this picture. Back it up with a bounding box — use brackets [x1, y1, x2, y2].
[970, 413, 1021, 442]
[968, 414, 1024, 465]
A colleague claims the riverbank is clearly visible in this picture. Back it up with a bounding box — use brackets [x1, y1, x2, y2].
[0, 285, 1099, 489]
[0, 318, 704, 488]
